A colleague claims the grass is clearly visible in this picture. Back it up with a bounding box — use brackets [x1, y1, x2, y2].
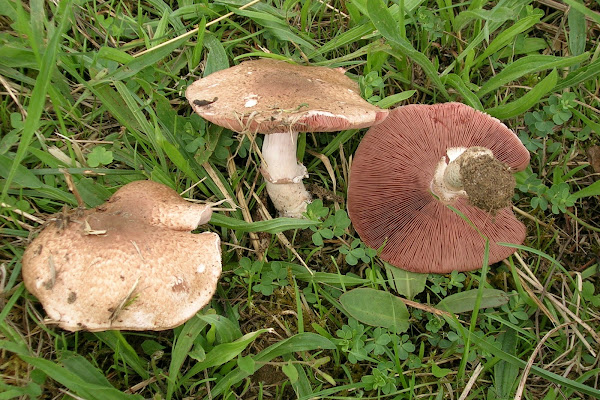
[1, 0, 600, 398]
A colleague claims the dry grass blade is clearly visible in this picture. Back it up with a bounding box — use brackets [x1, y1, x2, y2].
[458, 362, 484, 400]
[226, 157, 262, 257]
[43, 254, 56, 290]
[400, 297, 454, 318]
[83, 219, 106, 235]
[513, 254, 600, 356]
[514, 321, 575, 400]
[512, 206, 570, 239]
[1, 263, 7, 292]
[130, 240, 146, 263]
[504, 258, 559, 324]
[202, 162, 239, 210]
[245, 181, 314, 275]
[125, 377, 158, 394]
[0, 202, 45, 225]
[307, 149, 337, 199]
[179, 178, 207, 197]
[60, 168, 85, 208]
[0, 74, 26, 118]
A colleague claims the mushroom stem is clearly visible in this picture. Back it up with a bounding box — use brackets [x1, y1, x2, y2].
[153, 202, 213, 231]
[442, 147, 493, 191]
[433, 146, 516, 212]
[261, 131, 311, 217]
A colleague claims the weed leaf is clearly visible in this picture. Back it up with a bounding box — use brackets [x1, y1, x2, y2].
[437, 289, 510, 313]
[340, 288, 409, 332]
[385, 264, 427, 300]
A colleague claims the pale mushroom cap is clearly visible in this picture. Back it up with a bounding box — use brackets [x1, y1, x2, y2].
[348, 103, 530, 273]
[22, 180, 221, 331]
[186, 58, 389, 133]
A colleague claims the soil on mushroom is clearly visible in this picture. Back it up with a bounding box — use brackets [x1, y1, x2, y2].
[460, 155, 516, 213]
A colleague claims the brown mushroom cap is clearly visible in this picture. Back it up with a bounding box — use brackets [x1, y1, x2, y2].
[22, 180, 221, 331]
[348, 103, 530, 273]
[185, 58, 388, 133]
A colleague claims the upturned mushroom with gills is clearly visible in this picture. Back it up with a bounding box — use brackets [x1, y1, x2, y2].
[22, 180, 222, 332]
[186, 58, 389, 218]
[348, 103, 531, 273]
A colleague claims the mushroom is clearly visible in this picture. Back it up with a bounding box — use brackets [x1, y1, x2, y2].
[22, 180, 221, 331]
[186, 58, 389, 218]
[347, 103, 530, 273]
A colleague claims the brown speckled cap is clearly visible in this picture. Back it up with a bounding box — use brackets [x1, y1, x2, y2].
[22, 180, 221, 331]
[348, 103, 530, 273]
[185, 58, 389, 133]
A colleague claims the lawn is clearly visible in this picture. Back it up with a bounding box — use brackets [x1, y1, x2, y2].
[1, 0, 600, 399]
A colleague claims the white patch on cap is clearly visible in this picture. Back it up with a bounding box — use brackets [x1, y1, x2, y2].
[206, 83, 219, 89]
[197, 263, 206, 274]
[305, 110, 346, 119]
[244, 94, 259, 108]
[124, 310, 154, 327]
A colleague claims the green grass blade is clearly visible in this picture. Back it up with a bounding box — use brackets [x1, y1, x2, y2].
[209, 333, 335, 398]
[0, 284, 25, 342]
[571, 108, 600, 134]
[486, 69, 558, 119]
[457, 239, 490, 381]
[306, 24, 374, 60]
[454, 325, 600, 398]
[567, 2, 586, 64]
[183, 328, 271, 380]
[210, 213, 319, 233]
[0, 0, 73, 201]
[339, 287, 410, 332]
[554, 57, 600, 91]
[367, 0, 449, 98]
[197, 314, 242, 342]
[20, 354, 143, 400]
[478, 54, 589, 97]
[109, 32, 196, 81]
[569, 179, 600, 201]
[385, 264, 427, 300]
[85, 83, 143, 133]
[0, 154, 45, 188]
[94, 331, 150, 380]
[375, 90, 417, 109]
[437, 288, 509, 314]
[60, 352, 126, 389]
[442, 74, 483, 110]
[472, 10, 543, 68]
[166, 316, 208, 400]
[232, 9, 316, 50]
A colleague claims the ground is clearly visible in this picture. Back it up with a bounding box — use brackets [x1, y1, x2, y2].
[1, 0, 600, 399]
